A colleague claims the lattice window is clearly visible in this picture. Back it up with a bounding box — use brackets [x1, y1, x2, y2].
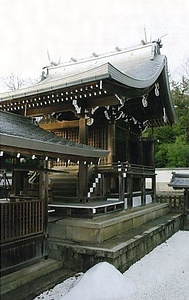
[55, 128, 79, 142]
[88, 127, 107, 149]
[54, 129, 79, 166]
[88, 127, 108, 164]
[54, 126, 108, 166]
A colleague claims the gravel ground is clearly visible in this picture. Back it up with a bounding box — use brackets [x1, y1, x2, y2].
[125, 230, 189, 300]
[34, 231, 189, 300]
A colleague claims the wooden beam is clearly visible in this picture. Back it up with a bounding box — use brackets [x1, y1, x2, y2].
[1, 145, 100, 164]
[0, 163, 69, 173]
[24, 102, 75, 117]
[80, 95, 119, 109]
[40, 120, 79, 131]
[11, 95, 119, 117]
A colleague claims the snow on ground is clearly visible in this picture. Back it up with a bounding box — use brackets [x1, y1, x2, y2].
[34, 231, 189, 300]
[125, 231, 189, 300]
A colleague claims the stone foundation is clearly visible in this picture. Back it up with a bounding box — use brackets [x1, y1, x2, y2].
[48, 203, 169, 244]
[48, 213, 184, 273]
[47, 204, 184, 272]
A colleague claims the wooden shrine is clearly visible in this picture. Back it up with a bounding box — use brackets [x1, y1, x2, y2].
[0, 41, 177, 218]
[0, 111, 107, 275]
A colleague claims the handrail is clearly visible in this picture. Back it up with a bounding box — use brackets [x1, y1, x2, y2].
[87, 162, 155, 201]
[96, 162, 155, 174]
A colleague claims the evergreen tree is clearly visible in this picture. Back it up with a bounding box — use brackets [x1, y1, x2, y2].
[143, 75, 189, 168]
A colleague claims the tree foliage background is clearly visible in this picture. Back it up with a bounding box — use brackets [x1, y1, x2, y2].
[143, 63, 189, 168]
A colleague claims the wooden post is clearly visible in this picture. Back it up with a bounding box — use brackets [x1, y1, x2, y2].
[11, 158, 20, 195]
[79, 116, 87, 144]
[127, 174, 133, 208]
[141, 176, 146, 205]
[119, 172, 125, 202]
[78, 162, 88, 201]
[39, 160, 49, 257]
[107, 122, 115, 164]
[78, 116, 88, 201]
[184, 188, 189, 215]
[102, 174, 106, 197]
[118, 173, 123, 201]
[39, 161, 46, 201]
[152, 174, 156, 203]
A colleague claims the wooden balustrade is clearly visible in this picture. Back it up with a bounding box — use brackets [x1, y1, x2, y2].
[0, 200, 44, 244]
[156, 193, 185, 212]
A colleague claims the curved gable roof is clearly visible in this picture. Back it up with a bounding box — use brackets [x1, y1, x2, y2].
[0, 42, 177, 126]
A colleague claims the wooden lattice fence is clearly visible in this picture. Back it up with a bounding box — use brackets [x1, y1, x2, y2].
[156, 193, 185, 212]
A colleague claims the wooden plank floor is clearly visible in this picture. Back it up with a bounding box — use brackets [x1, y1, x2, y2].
[49, 199, 123, 209]
[48, 199, 124, 217]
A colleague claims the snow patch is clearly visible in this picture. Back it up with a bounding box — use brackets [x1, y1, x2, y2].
[61, 262, 136, 300]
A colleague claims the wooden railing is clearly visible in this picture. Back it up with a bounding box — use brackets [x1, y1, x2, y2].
[89, 162, 156, 206]
[97, 162, 155, 175]
[156, 193, 185, 212]
[0, 200, 44, 244]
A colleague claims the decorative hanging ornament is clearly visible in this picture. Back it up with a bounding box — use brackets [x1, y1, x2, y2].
[142, 95, 148, 107]
[155, 83, 160, 97]
[104, 105, 124, 121]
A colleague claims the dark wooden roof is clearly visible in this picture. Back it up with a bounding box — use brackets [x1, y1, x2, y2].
[168, 172, 189, 189]
[0, 111, 108, 163]
[0, 42, 177, 127]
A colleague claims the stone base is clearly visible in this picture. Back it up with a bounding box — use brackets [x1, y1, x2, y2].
[0, 259, 63, 296]
[48, 213, 184, 273]
[48, 203, 169, 244]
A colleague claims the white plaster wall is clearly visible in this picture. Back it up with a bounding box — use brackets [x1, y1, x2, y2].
[155, 168, 189, 192]
[146, 194, 152, 204]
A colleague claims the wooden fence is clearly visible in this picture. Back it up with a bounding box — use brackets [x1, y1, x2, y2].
[156, 193, 185, 212]
[0, 200, 45, 275]
[0, 200, 44, 243]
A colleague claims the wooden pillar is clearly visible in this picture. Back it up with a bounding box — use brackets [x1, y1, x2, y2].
[79, 116, 87, 144]
[101, 174, 106, 197]
[39, 160, 49, 257]
[141, 176, 146, 206]
[152, 174, 156, 203]
[78, 162, 88, 200]
[107, 122, 115, 164]
[39, 165, 46, 201]
[78, 116, 88, 200]
[125, 130, 130, 163]
[119, 173, 125, 202]
[184, 188, 189, 215]
[123, 173, 127, 209]
[127, 174, 133, 208]
[11, 158, 21, 195]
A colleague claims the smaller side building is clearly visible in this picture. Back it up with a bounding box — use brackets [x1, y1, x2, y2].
[0, 110, 108, 275]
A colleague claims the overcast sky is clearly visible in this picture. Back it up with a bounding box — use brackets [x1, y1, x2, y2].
[0, 0, 189, 92]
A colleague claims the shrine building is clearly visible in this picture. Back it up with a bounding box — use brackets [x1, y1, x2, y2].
[1, 41, 183, 285]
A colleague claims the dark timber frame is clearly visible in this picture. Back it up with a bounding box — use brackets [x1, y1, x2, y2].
[0, 41, 178, 272]
[0, 111, 107, 275]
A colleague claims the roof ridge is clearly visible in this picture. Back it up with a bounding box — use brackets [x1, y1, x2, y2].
[46, 42, 158, 71]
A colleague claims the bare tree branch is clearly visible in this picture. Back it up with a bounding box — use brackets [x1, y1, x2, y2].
[0, 73, 39, 92]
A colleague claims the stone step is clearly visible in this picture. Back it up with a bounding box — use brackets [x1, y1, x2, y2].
[0, 258, 63, 296]
[1, 266, 75, 300]
[48, 212, 184, 273]
[184, 215, 189, 230]
[48, 203, 170, 244]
